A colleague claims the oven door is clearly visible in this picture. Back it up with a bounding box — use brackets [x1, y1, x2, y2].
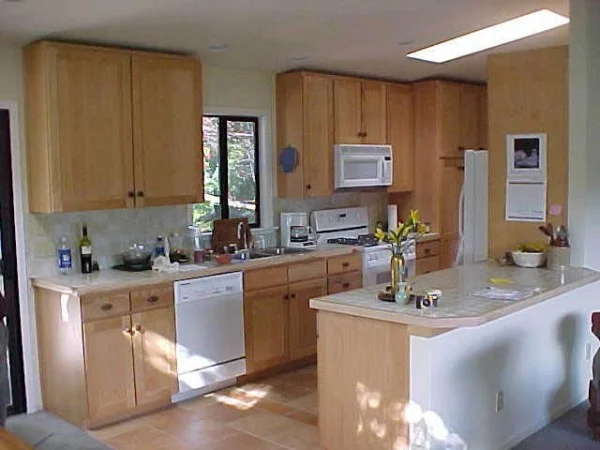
[362, 247, 416, 287]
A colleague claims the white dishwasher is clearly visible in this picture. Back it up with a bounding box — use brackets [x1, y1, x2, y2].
[172, 272, 245, 402]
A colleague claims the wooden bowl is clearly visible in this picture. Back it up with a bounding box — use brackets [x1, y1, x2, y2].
[214, 254, 233, 265]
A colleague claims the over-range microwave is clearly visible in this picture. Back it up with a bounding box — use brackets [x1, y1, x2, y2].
[334, 144, 393, 189]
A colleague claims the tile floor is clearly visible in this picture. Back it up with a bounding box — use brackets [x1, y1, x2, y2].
[90, 365, 321, 450]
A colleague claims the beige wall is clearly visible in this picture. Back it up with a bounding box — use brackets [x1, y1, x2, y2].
[488, 46, 568, 257]
[203, 66, 275, 111]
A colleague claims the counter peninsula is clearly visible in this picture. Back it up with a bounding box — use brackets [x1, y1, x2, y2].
[310, 262, 600, 450]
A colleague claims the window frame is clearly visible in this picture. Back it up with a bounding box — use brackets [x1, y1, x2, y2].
[202, 114, 261, 228]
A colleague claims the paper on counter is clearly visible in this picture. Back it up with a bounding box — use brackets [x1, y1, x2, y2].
[179, 264, 207, 272]
[472, 286, 541, 301]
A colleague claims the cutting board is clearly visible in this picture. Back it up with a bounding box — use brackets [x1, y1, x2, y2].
[212, 218, 252, 253]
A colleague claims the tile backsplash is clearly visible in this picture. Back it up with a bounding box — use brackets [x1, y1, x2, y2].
[274, 191, 388, 230]
[27, 190, 388, 277]
[26, 205, 190, 276]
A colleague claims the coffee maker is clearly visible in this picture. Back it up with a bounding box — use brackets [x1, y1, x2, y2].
[280, 212, 317, 250]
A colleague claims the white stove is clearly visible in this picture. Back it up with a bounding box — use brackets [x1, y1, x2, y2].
[311, 207, 416, 287]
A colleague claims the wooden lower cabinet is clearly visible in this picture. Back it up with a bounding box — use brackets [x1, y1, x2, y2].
[288, 279, 327, 360]
[35, 284, 176, 428]
[83, 315, 136, 421]
[416, 255, 441, 275]
[244, 285, 289, 373]
[131, 307, 178, 406]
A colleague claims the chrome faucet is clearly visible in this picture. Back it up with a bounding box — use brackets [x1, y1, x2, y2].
[237, 222, 251, 256]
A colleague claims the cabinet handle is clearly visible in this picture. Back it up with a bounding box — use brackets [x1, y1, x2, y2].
[137, 191, 145, 197]
[147, 295, 159, 303]
[458, 146, 466, 151]
[127, 191, 135, 198]
[342, 262, 350, 268]
[424, 248, 431, 255]
[123, 327, 134, 336]
[283, 294, 289, 300]
[306, 184, 311, 190]
[100, 303, 113, 311]
[135, 324, 143, 333]
[342, 282, 350, 288]
[290, 293, 296, 299]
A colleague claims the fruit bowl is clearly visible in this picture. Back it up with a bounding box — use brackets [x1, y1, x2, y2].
[511, 251, 546, 268]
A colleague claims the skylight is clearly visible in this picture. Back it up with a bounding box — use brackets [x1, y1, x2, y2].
[406, 9, 569, 63]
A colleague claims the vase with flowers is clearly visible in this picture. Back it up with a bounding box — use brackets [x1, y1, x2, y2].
[375, 210, 426, 298]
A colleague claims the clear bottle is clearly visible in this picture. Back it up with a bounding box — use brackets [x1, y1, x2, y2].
[57, 236, 72, 275]
[154, 235, 165, 258]
[79, 225, 93, 274]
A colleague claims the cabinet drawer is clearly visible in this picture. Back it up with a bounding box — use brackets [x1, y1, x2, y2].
[82, 292, 130, 322]
[416, 255, 440, 275]
[288, 259, 327, 283]
[131, 284, 174, 312]
[327, 253, 362, 275]
[416, 240, 440, 259]
[244, 265, 288, 291]
[327, 271, 362, 294]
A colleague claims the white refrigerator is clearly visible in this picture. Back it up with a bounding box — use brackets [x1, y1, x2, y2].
[455, 150, 488, 266]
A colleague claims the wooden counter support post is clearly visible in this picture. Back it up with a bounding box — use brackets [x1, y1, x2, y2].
[317, 311, 409, 450]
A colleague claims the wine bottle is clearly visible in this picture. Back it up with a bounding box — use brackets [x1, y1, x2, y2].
[79, 225, 93, 274]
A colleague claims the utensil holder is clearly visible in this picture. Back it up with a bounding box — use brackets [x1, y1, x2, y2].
[547, 246, 570, 270]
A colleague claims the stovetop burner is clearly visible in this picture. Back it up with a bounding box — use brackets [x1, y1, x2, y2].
[327, 234, 380, 247]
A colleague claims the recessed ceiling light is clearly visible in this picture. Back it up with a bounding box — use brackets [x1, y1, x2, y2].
[208, 44, 228, 53]
[292, 56, 308, 62]
[398, 39, 415, 46]
[406, 9, 569, 63]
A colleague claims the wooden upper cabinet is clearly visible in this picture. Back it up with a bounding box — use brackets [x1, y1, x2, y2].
[25, 42, 134, 212]
[83, 315, 136, 421]
[333, 78, 363, 144]
[131, 307, 178, 407]
[303, 75, 334, 197]
[276, 72, 333, 198]
[386, 83, 415, 192]
[459, 84, 482, 151]
[360, 81, 387, 144]
[478, 86, 488, 149]
[131, 54, 203, 207]
[288, 278, 327, 360]
[438, 82, 462, 158]
[24, 41, 203, 213]
[333, 77, 387, 144]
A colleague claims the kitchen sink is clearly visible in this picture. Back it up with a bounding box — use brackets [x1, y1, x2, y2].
[233, 247, 312, 261]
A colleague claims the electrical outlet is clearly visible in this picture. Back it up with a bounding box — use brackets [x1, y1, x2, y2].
[586, 343, 592, 361]
[496, 390, 504, 412]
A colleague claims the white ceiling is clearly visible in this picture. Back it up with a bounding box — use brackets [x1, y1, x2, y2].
[0, 0, 569, 82]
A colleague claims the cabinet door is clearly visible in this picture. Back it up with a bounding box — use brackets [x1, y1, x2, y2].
[478, 86, 488, 149]
[334, 78, 362, 144]
[416, 255, 441, 275]
[438, 82, 461, 158]
[244, 286, 289, 373]
[52, 45, 134, 211]
[303, 75, 334, 197]
[132, 54, 203, 207]
[289, 279, 327, 360]
[459, 84, 481, 151]
[131, 307, 177, 407]
[440, 237, 460, 270]
[386, 83, 415, 192]
[440, 160, 464, 237]
[361, 81, 387, 144]
[83, 315, 136, 421]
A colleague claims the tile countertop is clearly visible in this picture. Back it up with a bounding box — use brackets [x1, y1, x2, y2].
[310, 262, 600, 329]
[31, 244, 361, 296]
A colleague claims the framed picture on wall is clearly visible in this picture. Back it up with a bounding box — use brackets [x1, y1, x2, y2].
[506, 133, 547, 183]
